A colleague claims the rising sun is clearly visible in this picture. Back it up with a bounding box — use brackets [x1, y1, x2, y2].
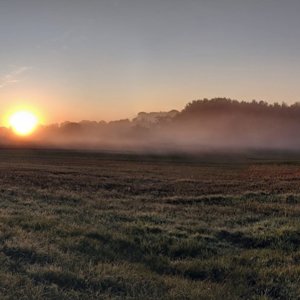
[9, 111, 38, 136]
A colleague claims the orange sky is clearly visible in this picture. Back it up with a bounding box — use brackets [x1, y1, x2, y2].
[1, 1, 300, 126]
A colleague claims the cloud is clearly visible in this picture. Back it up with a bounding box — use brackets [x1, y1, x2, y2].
[0, 66, 31, 89]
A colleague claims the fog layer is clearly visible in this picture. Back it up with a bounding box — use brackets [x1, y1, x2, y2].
[2, 98, 300, 152]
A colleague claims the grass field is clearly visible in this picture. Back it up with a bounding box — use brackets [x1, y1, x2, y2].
[0, 149, 299, 299]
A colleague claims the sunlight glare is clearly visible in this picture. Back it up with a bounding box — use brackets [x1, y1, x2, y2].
[9, 111, 38, 136]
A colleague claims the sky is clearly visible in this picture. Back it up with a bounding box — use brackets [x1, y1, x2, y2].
[1, 0, 300, 125]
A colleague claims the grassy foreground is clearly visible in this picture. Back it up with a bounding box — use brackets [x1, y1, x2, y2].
[0, 149, 299, 299]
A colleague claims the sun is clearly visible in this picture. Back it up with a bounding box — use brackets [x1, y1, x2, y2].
[9, 111, 38, 136]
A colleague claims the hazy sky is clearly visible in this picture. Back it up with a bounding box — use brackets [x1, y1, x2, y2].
[1, 0, 300, 124]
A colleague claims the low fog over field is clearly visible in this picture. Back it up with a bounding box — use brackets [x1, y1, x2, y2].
[2, 98, 300, 152]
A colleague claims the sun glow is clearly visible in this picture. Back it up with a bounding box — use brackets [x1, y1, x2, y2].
[9, 111, 38, 136]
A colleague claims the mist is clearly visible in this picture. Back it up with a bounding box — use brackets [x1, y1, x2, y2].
[3, 98, 300, 153]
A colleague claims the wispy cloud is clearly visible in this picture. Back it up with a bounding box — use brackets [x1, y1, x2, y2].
[0, 66, 30, 89]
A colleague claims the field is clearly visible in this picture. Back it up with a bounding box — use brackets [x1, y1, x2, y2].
[0, 149, 299, 299]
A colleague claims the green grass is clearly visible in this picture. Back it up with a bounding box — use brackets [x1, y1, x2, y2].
[0, 149, 299, 299]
